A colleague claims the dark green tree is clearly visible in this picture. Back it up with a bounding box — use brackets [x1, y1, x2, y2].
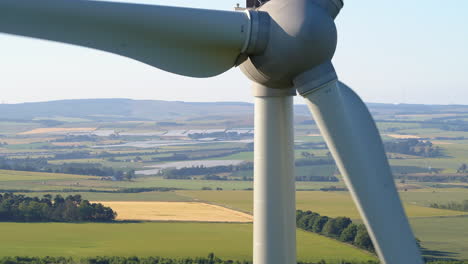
[354, 224, 375, 252]
[339, 223, 358, 242]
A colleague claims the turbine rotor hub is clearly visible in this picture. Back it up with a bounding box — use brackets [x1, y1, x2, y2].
[240, 0, 342, 89]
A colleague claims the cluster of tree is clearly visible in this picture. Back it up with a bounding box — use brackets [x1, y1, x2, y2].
[296, 210, 374, 252]
[319, 186, 347, 191]
[384, 139, 442, 157]
[162, 159, 336, 182]
[151, 149, 248, 163]
[430, 200, 468, 212]
[296, 176, 339, 182]
[0, 157, 135, 181]
[0, 193, 116, 222]
[301, 152, 315, 159]
[161, 163, 253, 179]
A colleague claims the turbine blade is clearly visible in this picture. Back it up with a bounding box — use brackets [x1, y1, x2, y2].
[0, 0, 251, 77]
[301, 80, 424, 264]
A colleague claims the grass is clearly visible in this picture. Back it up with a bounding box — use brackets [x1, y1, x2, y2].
[16, 191, 190, 202]
[178, 190, 468, 219]
[0, 122, 40, 135]
[399, 188, 468, 207]
[0, 170, 344, 191]
[0, 222, 376, 263]
[176, 190, 468, 259]
[0, 170, 97, 182]
[214, 151, 253, 161]
[411, 216, 468, 260]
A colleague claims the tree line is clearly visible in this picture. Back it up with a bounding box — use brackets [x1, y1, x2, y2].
[0, 193, 116, 222]
[296, 210, 375, 252]
[0, 157, 135, 181]
[430, 200, 468, 212]
[161, 163, 253, 180]
[384, 139, 442, 157]
[161, 158, 336, 182]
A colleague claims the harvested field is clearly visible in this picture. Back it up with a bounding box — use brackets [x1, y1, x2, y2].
[386, 134, 421, 139]
[98, 201, 253, 222]
[19, 127, 96, 135]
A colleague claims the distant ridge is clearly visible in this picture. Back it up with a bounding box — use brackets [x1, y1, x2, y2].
[1, 98, 468, 122]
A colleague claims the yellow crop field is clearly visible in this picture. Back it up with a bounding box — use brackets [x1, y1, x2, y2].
[19, 127, 96, 135]
[385, 134, 421, 139]
[98, 201, 253, 223]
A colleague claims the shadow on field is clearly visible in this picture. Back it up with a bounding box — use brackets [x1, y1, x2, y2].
[422, 247, 459, 261]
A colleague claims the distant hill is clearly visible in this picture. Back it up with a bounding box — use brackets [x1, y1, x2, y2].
[1, 98, 468, 122]
[0, 99, 254, 121]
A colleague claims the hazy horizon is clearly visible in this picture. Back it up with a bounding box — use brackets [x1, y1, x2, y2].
[0, 0, 467, 105]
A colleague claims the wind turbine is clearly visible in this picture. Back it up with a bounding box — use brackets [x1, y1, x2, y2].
[0, 0, 424, 263]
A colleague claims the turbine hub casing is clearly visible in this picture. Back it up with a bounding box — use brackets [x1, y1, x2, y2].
[240, 0, 339, 89]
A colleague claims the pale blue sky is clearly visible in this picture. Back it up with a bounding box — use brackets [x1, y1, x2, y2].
[0, 0, 467, 104]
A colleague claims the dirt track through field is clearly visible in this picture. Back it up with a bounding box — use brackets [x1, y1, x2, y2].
[97, 201, 253, 222]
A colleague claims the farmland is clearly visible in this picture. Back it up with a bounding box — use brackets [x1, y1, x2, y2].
[1, 99, 468, 261]
[177, 190, 468, 218]
[0, 222, 376, 262]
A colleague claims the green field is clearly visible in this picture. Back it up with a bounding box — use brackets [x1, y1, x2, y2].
[411, 217, 468, 260]
[16, 191, 191, 202]
[0, 170, 97, 182]
[179, 190, 468, 219]
[177, 190, 468, 259]
[400, 188, 468, 207]
[0, 222, 376, 263]
[3, 103, 468, 262]
[0, 170, 345, 191]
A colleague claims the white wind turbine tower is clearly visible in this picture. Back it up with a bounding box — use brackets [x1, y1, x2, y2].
[0, 0, 424, 263]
